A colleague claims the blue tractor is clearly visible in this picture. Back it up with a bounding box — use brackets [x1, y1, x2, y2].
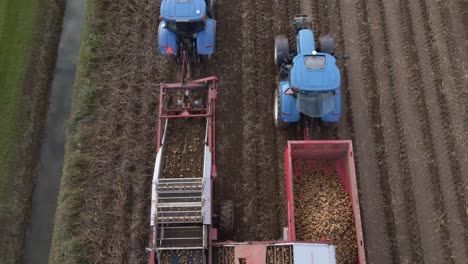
[158, 0, 216, 60]
[274, 16, 346, 136]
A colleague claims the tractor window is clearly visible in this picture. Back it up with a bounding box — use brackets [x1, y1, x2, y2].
[304, 55, 326, 69]
[166, 21, 205, 35]
[297, 91, 335, 118]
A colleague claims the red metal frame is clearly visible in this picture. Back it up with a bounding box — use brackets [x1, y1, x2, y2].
[149, 52, 218, 264]
[284, 140, 367, 264]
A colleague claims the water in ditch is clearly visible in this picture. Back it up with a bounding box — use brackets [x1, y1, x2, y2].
[23, 1, 86, 263]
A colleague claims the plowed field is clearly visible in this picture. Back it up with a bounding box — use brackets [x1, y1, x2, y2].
[317, 0, 468, 262]
[52, 0, 467, 263]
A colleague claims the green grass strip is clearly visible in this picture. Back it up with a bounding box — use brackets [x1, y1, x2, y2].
[50, 1, 105, 263]
[0, 0, 39, 205]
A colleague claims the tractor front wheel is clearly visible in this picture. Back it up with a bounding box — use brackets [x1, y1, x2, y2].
[274, 37, 290, 68]
[274, 89, 289, 129]
[206, 0, 215, 18]
[319, 35, 336, 55]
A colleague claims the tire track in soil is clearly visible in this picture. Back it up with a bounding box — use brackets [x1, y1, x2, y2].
[237, 0, 259, 240]
[335, 0, 394, 262]
[251, 0, 281, 240]
[407, 0, 468, 261]
[364, 0, 423, 262]
[272, 0, 300, 234]
[423, 0, 468, 230]
[234, 0, 271, 241]
[209, 0, 245, 241]
[326, 0, 352, 141]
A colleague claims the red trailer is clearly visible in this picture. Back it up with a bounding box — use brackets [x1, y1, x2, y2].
[284, 140, 366, 264]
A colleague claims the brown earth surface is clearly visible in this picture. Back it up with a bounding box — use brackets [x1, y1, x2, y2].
[57, 0, 467, 263]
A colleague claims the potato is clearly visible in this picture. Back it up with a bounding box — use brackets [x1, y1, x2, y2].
[294, 160, 357, 264]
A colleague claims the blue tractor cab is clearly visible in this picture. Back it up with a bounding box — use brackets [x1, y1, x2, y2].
[274, 16, 344, 132]
[158, 0, 216, 59]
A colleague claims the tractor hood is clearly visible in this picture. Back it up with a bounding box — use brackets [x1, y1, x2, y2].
[290, 53, 341, 91]
[160, 0, 206, 22]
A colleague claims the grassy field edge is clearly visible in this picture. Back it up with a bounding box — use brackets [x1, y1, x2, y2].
[0, 0, 39, 205]
[49, 1, 105, 263]
[0, 1, 66, 263]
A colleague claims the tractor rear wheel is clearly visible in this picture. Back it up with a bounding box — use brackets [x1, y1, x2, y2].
[219, 200, 234, 240]
[319, 35, 336, 55]
[274, 88, 290, 129]
[274, 37, 290, 68]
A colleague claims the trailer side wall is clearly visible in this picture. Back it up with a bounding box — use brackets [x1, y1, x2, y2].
[285, 140, 366, 264]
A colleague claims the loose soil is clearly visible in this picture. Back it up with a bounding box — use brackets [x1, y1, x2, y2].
[304, 0, 468, 263]
[51, 0, 468, 263]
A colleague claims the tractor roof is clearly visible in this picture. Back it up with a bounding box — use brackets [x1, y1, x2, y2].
[160, 0, 207, 22]
[290, 53, 341, 91]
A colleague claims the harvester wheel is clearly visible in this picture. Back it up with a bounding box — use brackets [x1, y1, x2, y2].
[274, 37, 290, 68]
[274, 88, 290, 129]
[319, 35, 336, 55]
[220, 200, 234, 240]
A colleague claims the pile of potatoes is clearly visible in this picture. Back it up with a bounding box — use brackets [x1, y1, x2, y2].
[159, 249, 203, 264]
[293, 160, 357, 264]
[266, 245, 293, 264]
[212, 247, 234, 264]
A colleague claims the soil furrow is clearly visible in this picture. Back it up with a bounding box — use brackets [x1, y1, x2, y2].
[376, 0, 451, 262]
[432, 0, 468, 118]
[397, 0, 454, 262]
[77, 1, 160, 263]
[364, 0, 424, 262]
[353, 0, 399, 262]
[237, 0, 260, 241]
[406, 0, 468, 261]
[329, 0, 353, 140]
[271, 0, 300, 232]
[209, 0, 245, 242]
[337, 0, 394, 262]
[422, 0, 468, 222]
[102, 13, 146, 264]
[126, 1, 162, 262]
[78, 3, 135, 262]
[252, 0, 281, 241]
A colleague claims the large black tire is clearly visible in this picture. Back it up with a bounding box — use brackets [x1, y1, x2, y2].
[274, 88, 290, 129]
[205, 0, 215, 18]
[219, 200, 234, 240]
[274, 37, 290, 68]
[319, 35, 336, 55]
